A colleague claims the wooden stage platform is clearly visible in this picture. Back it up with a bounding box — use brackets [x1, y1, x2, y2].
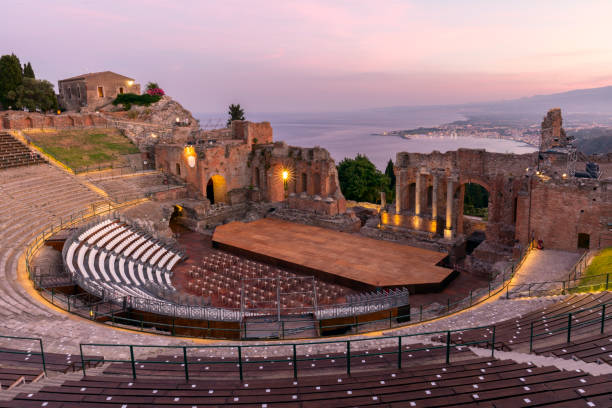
[212, 219, 454, 291]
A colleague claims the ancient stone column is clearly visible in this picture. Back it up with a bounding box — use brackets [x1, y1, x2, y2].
[415, 171, 422, 216]
[444, 177, 455, 239]
[395, 169, 405, 213]
[431, 173, 439, 219]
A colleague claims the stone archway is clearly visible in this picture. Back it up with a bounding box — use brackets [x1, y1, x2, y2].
[457, 182, 490, 253]
[206, 174, 227, 204]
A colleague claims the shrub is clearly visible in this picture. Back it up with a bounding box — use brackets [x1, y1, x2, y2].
[112, 93, 161, 110]
[146, 88, 165, 96]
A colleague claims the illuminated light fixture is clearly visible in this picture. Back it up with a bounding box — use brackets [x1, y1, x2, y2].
[127, 80, 134, 86]
[275, 165, 294, 193]
[525, 167, 529, 172]
[150, 132, 157, 138]
[176, 117, 180, 123]
[562, 173, 567, 178]
[184, 145, 197, 168]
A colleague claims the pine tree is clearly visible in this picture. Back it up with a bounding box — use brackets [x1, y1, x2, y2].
[0, 54, 24, 109]
[23, 62, 35, 78]
[226, 103, 245, 127]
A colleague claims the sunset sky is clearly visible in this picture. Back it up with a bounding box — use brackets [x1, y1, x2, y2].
[4, 0, 612, 113]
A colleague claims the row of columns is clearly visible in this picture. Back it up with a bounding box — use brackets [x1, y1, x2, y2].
[395, 167, 458, 239]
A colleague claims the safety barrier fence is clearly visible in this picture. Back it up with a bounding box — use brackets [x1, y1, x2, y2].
[529, 300, 611, 352]
[505, 272, 611, 299]
[0, 334, 46, 375]
[79, 325, 496, 381]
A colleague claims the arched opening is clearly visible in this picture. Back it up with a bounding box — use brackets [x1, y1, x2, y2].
[577, 233, 590, 250]
[169, 205, 187, 235]
[44, 116, 54, 127]
[463, 183, 489, 219]
[84, 115, 93, 127]
[312, 173, 321, 195]
[175, 163, 181, 176]
[461, 182, 489, 254]
[206, 175, 227, 204]
[24, 117, 33, 128]
[426, 185, 433, 209]
[301, 173, 308, 193]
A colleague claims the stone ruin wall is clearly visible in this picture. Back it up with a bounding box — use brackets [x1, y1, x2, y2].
[540, 108, 569, 151]
[0, 111, 109, 130]
[394, 149, 537, 249]
[391, 147, 611, 256]
[523, 178, 612, 251]
[249, 143, 346, 216]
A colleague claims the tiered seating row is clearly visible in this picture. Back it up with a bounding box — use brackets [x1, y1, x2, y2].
[64, 219, 186, 304]
[434, 292, 612, 353]
[2, 358, 611, 407]
[0, 132, 45, 169]
[534, 333, 612, 365]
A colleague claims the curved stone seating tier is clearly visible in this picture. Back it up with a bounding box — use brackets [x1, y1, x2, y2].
[1, 358, 611, 407]
[433, 292, 612, 354]
[0, 132, 46, 169]
[0, 163, 102, 321]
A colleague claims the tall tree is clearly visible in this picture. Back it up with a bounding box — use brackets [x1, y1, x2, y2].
[337, 154, 391, 204]
[226, 103, 245, 127]
[0, 53, 23, 109]
[23, 62, 35, 78]
[6, 78, 58, 112]
[384, 158, 396, 201]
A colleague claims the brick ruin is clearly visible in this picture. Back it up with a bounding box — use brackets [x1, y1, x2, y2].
[0, 111, 109, 129]
[153, 120, 347, 228]
[384, 109, 611, 274]
[3, 93, 609, 273]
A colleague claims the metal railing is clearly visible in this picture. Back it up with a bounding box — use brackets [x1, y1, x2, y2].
[0, 334, 46, 375]
[79, 325, 496, 381]
[529, 300, 611, 352]
[505, 272, 611, 299]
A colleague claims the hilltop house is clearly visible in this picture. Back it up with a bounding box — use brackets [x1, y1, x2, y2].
[58, 71, 140, 112]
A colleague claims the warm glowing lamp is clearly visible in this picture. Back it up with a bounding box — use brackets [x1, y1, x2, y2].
[127, 80, 134, 86]
[184, 145, 197, 168]
[282, 170, 289, 181]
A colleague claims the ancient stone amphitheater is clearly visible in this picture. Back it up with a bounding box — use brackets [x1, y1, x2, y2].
[0, 131, 610, 407]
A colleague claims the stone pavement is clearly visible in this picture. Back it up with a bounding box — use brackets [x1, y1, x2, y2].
[512, 249, 582, 285]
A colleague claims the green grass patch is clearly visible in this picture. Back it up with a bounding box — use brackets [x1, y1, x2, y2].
[571, 247, 612, 293]
[24, 128, 139, 170]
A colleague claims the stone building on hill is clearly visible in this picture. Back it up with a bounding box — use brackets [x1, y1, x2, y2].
[58, 71, 140, 112]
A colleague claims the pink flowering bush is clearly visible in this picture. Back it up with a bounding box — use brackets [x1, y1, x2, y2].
[146, 88, 165, 96]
